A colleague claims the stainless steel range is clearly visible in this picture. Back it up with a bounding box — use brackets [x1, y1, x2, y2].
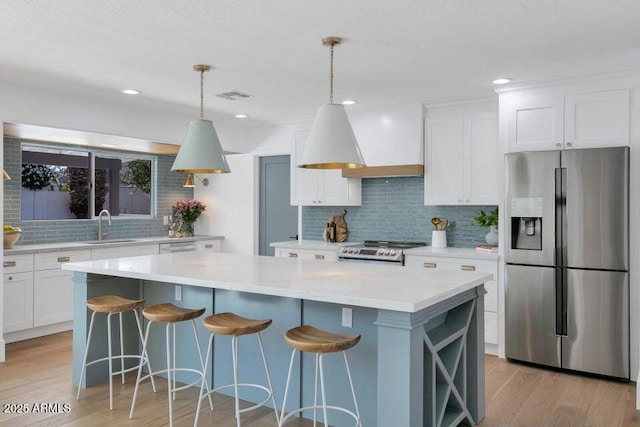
[338, 240, 426, 265]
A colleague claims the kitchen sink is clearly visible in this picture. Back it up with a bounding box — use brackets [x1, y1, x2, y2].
[84, 239, 137, 244]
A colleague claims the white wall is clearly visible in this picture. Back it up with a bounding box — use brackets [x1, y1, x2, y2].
[195, 154, 259, 255]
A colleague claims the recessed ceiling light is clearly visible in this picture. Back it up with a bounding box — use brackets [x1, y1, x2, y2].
[235, 114, 248, 119]
[492, 78, 512, 85]
[341, 100, 357, 105]
[122, 89, 140, 95]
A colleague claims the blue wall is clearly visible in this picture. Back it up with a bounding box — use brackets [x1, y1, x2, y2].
[302, 177, 496, 248]
[4, 138, 193, 244]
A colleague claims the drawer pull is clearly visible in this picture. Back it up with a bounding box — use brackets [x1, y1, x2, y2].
[3, 261, 16, 267]
[423, 262, 437, 268]
[204, 244, 213, 249]
[461, 265, 476, 271]
[288, 252, 298, 258]
[7, 276, 12, 281]
[314, 254, 325, 260]
[57, 256, 71, 263]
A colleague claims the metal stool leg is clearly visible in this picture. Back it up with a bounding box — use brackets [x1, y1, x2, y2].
[129, 320, 153, 419]
[232, 336, 241, 427]
[119, 312, 125, 384]
[256, 332, 280, 425]
[107, 312, 114, 411]
[190, 319, 213, 410]
[313, 353, 319, 426]
[318, 354, 328, 427]
[132, 308, 156, 393]
[194, 332, 215, 427]
[343, 351, 361, 426]
[166, 322, 174, 427]
[76, 310, 97, 401]
[279, 348, 297, 426]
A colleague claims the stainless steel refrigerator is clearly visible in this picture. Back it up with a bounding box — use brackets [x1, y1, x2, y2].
[505, 147, 629, 380]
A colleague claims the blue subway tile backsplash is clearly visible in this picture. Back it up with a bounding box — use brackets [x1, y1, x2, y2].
[302, 177, 497, 248]
[4, 138, 193, 244]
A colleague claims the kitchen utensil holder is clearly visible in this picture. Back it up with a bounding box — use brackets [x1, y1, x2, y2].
[432, 230, 447, 248]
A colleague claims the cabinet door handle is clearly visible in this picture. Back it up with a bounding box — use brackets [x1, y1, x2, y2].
[57, 256, 71, 262]
[3, 261, 16, 267]
[461, 265, 476, 271]
[204, 244, 213, 249]
[566, 142, 572, 147]
[7, 276, 12, 281]
[423, 262, 437, 268]
[314, 254, 325, 260]
[288, 252, 298, 258]
[556, 142, 561, 147]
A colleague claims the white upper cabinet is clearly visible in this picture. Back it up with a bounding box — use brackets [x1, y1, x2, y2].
[348, 102, 424, 166]
[290, 131, 362, 206]
[506, 89, 629, 152]
[425, 107, 499, 206]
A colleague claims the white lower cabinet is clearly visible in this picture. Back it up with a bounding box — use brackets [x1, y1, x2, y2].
[274, 247, 338, 262]
[33, 269, 74, 327]
[3, 271, 34, 333]
[405, 253, 499, 354]
[33, 250, 91, 328]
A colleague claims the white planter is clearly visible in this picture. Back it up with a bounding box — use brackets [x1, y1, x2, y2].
[485, 227, 499, 246]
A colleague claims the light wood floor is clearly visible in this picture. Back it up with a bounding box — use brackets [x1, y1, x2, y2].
[0, 331, 638, 426]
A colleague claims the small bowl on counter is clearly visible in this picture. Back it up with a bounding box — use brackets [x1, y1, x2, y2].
[3, 230, 22, 249]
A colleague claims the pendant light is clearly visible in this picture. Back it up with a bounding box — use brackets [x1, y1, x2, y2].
[172, 64, 231, 174]
[2, 170, 10, 180]
[298, 37, 365, 169]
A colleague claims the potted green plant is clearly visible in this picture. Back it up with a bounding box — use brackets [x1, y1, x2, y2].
[471, 208, 499, 246]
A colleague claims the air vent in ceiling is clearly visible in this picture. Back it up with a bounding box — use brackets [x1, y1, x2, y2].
[215, 90, 253, 101]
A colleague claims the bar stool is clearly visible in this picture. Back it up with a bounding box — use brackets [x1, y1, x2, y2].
[194, 312, 279, 427]
[76, 295, 156, 410]
[280, 325, 362, 427]
[129, 303, 212, 427]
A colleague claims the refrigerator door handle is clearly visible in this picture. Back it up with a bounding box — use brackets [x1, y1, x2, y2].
[555, 268, 567, 336]
[554, 167, 566, 267]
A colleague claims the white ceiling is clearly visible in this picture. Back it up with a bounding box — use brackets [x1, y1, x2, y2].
[1, 0, 639, 126]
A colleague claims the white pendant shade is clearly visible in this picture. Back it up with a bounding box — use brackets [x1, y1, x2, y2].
[298, 103, 365, 169]
[171, 119, 230, 174]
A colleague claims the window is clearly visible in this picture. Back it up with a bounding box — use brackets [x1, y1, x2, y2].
[21, 143, 154, 220]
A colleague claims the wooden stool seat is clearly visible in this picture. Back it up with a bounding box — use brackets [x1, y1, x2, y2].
[142, 303, 205, 323]
[86, 295, 144, 313]
[284, 325, 361, 354]
[202, 312, 272, 336]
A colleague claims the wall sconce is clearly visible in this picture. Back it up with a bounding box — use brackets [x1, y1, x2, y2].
[3, 169, 10, 180]
[183, 174, 209, 188]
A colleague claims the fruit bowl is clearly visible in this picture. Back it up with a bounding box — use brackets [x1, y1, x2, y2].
[3, 230, 22, 249]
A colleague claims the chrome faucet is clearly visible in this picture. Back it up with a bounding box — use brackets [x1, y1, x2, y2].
[98, 209, 112, 241]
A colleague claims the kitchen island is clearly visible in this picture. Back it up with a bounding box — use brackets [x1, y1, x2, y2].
[64, 251, 491, 426]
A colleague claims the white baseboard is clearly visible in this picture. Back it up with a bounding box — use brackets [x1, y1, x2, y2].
[485, 342, 499, 356]
[0, 339, 5, 362]
[4, 322, 72, 344]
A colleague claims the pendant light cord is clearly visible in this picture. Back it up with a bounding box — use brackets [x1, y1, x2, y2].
[199, 69, 204, 119]
[329, 43, 334, 104]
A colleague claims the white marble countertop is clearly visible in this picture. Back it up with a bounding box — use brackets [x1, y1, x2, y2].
[404, 246, 500, 260]
[269, 240, 360, 250]
[63, 251, 491, 313]
[5, 235, 224, 255]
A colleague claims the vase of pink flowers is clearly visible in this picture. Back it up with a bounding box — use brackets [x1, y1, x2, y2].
[173, 199, 206, 237]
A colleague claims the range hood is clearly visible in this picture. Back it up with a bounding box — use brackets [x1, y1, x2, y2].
[342, 102, 424, 178]
[341, 164, 424, 178]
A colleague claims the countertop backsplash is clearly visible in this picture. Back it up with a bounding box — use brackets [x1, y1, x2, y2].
[3, 138, 193, 245]
[302, 177, 497, 248]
